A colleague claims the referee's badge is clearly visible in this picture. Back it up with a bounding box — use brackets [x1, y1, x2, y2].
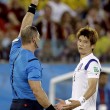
[78, 63, 83, 70]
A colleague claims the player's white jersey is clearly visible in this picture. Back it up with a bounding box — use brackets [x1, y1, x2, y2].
[72, 53, 101, 110]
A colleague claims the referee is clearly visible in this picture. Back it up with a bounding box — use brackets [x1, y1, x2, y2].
[9, 0, 55, 110]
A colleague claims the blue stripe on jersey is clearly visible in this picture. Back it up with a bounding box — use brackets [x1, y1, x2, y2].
[11, 51, 20, 98]
[84, 59, 98, 70]
[28, 58, 38, 62]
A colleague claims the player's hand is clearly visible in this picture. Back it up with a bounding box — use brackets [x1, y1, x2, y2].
[31, 0, 39, 5]
[61, 100, 81, 110]
[54, 98, 66, 110]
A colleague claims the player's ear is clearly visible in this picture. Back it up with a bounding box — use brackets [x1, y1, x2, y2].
[32, 36, 36, 43]
[91, 44, 95, 50]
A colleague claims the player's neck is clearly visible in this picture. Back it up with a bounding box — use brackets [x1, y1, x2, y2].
[80, 52, 92, 59]
[22, 44, 35, 53]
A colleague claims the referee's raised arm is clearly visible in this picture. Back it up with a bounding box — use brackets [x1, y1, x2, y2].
[19, 0, 38, 36]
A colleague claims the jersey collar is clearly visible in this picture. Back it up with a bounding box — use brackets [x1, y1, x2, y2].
[80, 53, 93, 61]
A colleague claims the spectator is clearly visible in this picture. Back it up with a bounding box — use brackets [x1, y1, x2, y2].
[86, 7, 100, 28]
[56, 11, 75, 62]
[62, 0, 88, 12]
[0, 30, 4, 60]
[47, 0, 76, 23]
[94, 32, 110, 62]
[0, 2, 9, 31]
[8, 0, 26, 31]
[1, 31, 11, 61]
[101, 0, 110, 33]
[59, 11, 73, 39]
[0, 0, 110, 63]
[35, 5, 58, 60]
[88, 0, 102, 9]
[97, 72, 110, 110]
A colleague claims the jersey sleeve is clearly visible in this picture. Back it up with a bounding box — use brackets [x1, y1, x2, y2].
[26, 60, 42, 81]
[87, 61, 101, 78]
[10, 37, 22, 54]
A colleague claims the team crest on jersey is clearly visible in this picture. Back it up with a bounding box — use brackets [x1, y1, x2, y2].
[94, 67, 99, 72]
[78, 63, 83, 70]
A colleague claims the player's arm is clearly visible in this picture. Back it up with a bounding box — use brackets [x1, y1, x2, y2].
[61, 78, 99, 110]
[83, 78, 98, 100]
[83, 61, 101, 101]
[27, 60, 55, 110]
[29, 81, 55, 110]
[78, 61, 100, 106]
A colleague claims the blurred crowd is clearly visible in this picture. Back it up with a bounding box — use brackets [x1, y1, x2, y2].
[0, 0, 110, 63]
[97, 71, 110, 110]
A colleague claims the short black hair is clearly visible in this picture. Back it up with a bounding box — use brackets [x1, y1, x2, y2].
[76, 26, 98, 45]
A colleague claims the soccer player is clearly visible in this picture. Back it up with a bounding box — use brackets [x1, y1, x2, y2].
[55, 26, 101, 110]
[9, 0, 55, 110]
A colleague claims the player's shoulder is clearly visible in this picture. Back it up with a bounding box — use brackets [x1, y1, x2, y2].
[83, 53, 101, 70]
[91, 54, 101, 66]
[87, 54, 101, 69]
[81, 53, 98, 64]
[27, 51, 40, 66]
[27, 52, 38, 61]
[87, 53, 100, 63]
[12, 36, 21, 43]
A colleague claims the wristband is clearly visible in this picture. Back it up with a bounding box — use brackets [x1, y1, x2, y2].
[78, 96, 86, 105]
[65, 100, 71, 105]
[46, 104, 55, 110]
[30, 3, 37, 8]
[28, 3, 37, 14]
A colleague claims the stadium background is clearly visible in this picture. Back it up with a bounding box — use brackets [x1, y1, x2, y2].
[0, 0, 110, 110]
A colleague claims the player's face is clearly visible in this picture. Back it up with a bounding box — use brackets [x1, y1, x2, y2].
[77, 35, 94, 56]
